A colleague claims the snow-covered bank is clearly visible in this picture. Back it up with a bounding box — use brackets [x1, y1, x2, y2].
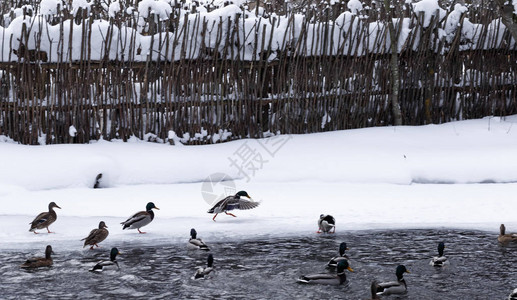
[1, 116, 517, 249]
[2, 115, 517, 190]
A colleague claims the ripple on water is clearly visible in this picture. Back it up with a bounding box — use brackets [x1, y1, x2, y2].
[0, 229, 516, 299]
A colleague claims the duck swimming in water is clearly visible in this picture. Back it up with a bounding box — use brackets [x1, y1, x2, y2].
[317, 214, 335, 233]
[297, 260, 353, 285]
[498, 224, 517, 244]
[21, 245, 54, 268]
[121, 202, 159, 234]
[29, 202, 61, 234]
[207, 191, 259, 221]
[194, 254, 214, 279]
[328, 242, 349, 268]
[81, 221, 109, 250]
[188, 228, 210, 251]
[430, 242, 447, 267]
[90, 247, 121, 271]
[372, 265, 410, 296]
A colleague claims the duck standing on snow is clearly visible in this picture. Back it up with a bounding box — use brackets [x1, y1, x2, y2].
[372, 265, 410, 296]
[194, 254, 214, 279]
[430, 242, 447, 267]
[81, 221, 109, 250]
[121, 202, 159, 234]
[498, 224, 517, 244]
[317, 214, 335, 233]
[90, 247, 121, 271]
[20, 245, 54, 268]
[207, 191, 259, 221]
[29, 202, 61, 234]
[297, 260, 353, 285]
[188, 228, 210, 251]
[328, 242, 349, 267]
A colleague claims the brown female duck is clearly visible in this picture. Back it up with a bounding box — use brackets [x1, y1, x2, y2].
[21, 245, 54, 268]
[81, 221, 109, 249]
[29, 202, 61, 234]
[498, 224, 517, 244]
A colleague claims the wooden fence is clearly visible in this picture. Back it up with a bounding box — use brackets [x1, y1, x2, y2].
[0, 1, 516, 145]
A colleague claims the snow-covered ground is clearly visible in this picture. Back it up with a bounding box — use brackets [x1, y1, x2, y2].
[1, 115, 517, 250]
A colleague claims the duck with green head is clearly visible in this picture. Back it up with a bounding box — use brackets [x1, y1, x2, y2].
[328, 242, 349, 268]
[317, 214, 335, 233]
[207, 191, 259, 221]
[90, 247, 121, 271]
[372, 265, 410, 296]
[194, 254, 214, 279]
[21, 245, 54, 268]
[121, 202, 159, 234]
[188, 228, 210, 251]
[29, 202, 61, 234]
[297, 260, 354, 285]
[430, 242, 447, 267]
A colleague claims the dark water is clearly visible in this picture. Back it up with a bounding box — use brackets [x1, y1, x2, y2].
[1, 229, 516, 299]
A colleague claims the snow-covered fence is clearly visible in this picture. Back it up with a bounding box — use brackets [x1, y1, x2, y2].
[0, 0, 516, 144]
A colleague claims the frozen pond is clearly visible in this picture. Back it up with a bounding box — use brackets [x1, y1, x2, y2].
[1, 229, 516, 299]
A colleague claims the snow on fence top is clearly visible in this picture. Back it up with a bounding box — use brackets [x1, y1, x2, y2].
[0, 0, 514, 63]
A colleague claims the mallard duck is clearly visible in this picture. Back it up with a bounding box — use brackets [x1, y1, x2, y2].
[498, 224, 517, 244]
[297, 260, 353, 285]
[430, 242, 447, 267]
[372, 265, 410, 296]
[328, 242, 349, 267]
[207, 191, 259, 221]
[317, 214, 335, 233]
[81, 221, 109, 250]
[29, 202, 61, 234]
[121, 202, 159, 234]
[90, 247, 121, 271]
[194, 254, 214, 279]
[188, 228, 210, 251]
[508, 288, 517, 300]
[20, 245, 54, 268]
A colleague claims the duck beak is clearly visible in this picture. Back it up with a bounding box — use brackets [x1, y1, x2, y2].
[154, 207, 160, 210]
[347, 266, 354, 272]
[346, 247, 350, 250]
[406, 270, 410, 273]
[56, 205, 61, 209]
